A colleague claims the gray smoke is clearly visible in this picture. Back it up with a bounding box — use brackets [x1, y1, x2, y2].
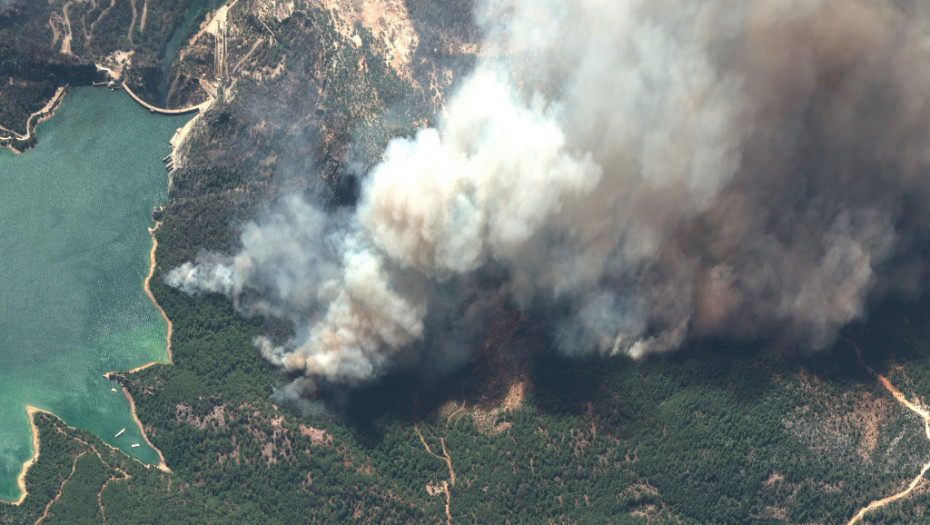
[167, 0, 930, 397]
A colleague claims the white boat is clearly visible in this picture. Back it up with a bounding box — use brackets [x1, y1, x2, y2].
[131, 443, 140, 448]
[110, 388, 117, 392]
[115, 428, 126, 438]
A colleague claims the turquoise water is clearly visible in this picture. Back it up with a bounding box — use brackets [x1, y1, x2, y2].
[159, 0, 221, 103]
[0, 87, 191, 502]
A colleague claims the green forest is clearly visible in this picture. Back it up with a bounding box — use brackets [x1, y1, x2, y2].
[7, 287, 930, 523]
[5, 0, 930, 523]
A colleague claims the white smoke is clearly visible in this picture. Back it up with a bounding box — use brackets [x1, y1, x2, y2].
[167, 0, 930, 396]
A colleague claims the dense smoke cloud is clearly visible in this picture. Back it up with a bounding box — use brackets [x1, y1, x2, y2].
[168, 0, 930, 397]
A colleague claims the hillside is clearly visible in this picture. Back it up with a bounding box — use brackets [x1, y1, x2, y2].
[5, 0, 930, 523]
[8, 290, 930, 523]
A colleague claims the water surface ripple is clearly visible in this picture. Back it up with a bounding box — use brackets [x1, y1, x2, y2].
[0, 87, 190, 502]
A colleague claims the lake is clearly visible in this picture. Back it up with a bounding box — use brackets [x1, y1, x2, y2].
[0, 87, 190, 502]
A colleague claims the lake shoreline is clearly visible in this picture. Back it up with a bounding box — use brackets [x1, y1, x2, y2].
[1, 219, 175, 505]
[3, 406, 42, 506]
[0, 88, 187, 505]
[2, 391, 174, 505]
[0, 87, 68, 155]
[101, 219, 174, 468]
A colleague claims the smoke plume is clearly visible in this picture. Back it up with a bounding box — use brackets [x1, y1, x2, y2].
[168, 0, 930, 398]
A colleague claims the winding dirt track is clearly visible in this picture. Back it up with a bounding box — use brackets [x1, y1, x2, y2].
[34, 451, 85, 525]
[97, 467, 130, 525]
[5, 403, 150, 508]
[413, 417, 455, 524]
[445, 402, 465, 429]
[60, 2, 73, 55]
[128, 0, 136, 46]
[413, 422, 456, 486]
[46, 419, 132, 524]
[88, 0, 117, 44]
[846, 338, 930, 525]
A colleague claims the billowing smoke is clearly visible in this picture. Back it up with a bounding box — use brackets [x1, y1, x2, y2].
[168, 0, 930, 398]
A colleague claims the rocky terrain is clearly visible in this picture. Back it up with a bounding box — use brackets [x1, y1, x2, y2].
[6, 1, 930, 523]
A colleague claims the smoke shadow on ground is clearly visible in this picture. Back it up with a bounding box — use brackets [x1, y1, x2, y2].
[336, 371, 452, 447]
[334, 295, 930, 446]
[528, 292, 930, 419]
[842, 294, 930, 375]
[528, 340, 782, 418]
[338, 322, 538, 445]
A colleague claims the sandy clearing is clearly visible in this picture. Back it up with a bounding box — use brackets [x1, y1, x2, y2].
[320, 0, 418, 76]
